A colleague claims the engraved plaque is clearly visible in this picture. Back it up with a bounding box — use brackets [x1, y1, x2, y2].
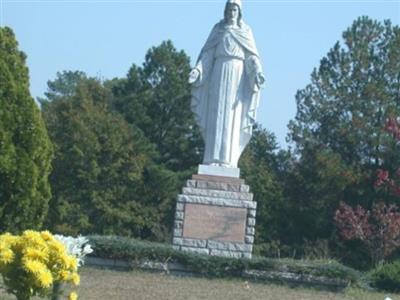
[183, 204, 247, 242]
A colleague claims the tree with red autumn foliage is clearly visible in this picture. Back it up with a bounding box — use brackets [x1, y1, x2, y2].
[376, 118, 400, 197]
[335, 118, 400, 265]
[335, 201, 400, 265]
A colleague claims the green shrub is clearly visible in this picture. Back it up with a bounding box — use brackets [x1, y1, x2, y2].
[254, 239, 331, 260]
[88, 235, 360, 283]
[369, 260, 400, 292]
[0, 27, 53, 232]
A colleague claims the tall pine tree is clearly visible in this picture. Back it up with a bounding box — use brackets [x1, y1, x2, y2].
[286, 17, 400, 243]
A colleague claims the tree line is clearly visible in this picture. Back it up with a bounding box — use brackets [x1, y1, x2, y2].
[0, 16, 399, 269]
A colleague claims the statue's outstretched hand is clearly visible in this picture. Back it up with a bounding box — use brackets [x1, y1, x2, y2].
[188, 69, 200, 84]
[256, 72, 265, 87]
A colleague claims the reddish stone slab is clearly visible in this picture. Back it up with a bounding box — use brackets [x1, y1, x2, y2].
[183, 203, 247, 243]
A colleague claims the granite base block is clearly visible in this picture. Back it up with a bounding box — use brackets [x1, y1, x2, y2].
[181, 246, 210, 255]
[172, 173, 257, 259]
[207, 240, 253, 252]
[182, 187, 253, 201]
[210, 249, 243, 258]
[174, 220, 183, 229]
[246, 227, 255, 235]
[175, 211, 184, 220]
[173, 237, 207, 248]
[247, 217, 256, 226]
[248, 209, 256, 218]
[173, 228, 183, 237]
[245, 235, 254, 244]
[176, 202, 185, 211]
[177, 194, 256, 209]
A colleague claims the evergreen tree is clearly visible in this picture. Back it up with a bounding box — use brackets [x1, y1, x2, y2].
[107, 41, 204, 239]
[0, 27, 53, 232]
[110, 40, 203, 172]
[41, 40, 202, 240]
[286, 17, 400, 242]
[239, 125, 287, 243]
[42, 75, 163, 237]
[39, 70, 87, 104]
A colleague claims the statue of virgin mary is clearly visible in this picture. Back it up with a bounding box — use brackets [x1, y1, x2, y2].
[189, 0, 264, 168]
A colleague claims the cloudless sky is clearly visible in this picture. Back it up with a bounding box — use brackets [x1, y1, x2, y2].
[1, 0, 400, 148]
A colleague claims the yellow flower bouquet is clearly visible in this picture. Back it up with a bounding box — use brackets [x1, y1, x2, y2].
[0, 230, 79, 300]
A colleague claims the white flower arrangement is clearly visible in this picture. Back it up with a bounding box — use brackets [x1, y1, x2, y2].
[54, 234, 93, 267]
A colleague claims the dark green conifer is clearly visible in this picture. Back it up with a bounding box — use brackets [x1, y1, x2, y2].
[0, 27, 53, 232]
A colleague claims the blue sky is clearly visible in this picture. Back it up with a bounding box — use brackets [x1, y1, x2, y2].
[2, 0, 400, 148]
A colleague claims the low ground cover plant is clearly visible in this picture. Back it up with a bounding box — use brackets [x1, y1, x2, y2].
[369, 260, 400, 293]
[88, 235, 360, 286]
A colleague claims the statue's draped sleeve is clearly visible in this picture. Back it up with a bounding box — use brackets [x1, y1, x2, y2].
[230, 24, 264, 151]
[191, 23, 221, 138]
[193, 45, 215, 87]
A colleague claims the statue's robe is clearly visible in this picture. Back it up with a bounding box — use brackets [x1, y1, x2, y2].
[191, 20, 263, 167]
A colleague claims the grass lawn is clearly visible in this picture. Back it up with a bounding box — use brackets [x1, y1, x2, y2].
[1, 266, 399, 300]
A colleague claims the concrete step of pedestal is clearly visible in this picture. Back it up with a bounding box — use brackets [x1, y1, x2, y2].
[186, 179, 250, 193]
[192, 174, 244, 184]
[177, 194, 257, 209]
[182, 187, 253, 201]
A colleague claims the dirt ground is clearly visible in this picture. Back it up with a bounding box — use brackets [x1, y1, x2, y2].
[1, 267, 399, 300]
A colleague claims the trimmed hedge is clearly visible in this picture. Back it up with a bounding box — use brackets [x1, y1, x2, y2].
[87, 235, 360, 284]
[369, 260, 400, 293]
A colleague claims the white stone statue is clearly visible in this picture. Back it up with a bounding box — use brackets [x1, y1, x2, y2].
[189, 0, 264, 168]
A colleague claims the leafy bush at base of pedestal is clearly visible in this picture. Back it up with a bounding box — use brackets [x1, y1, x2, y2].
[369, 260, 400, 293]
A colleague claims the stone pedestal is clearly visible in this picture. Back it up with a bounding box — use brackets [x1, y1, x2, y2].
[172, 173, 256, 259]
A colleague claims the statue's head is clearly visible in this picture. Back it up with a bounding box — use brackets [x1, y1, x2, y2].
[224, 0, 242, 26]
